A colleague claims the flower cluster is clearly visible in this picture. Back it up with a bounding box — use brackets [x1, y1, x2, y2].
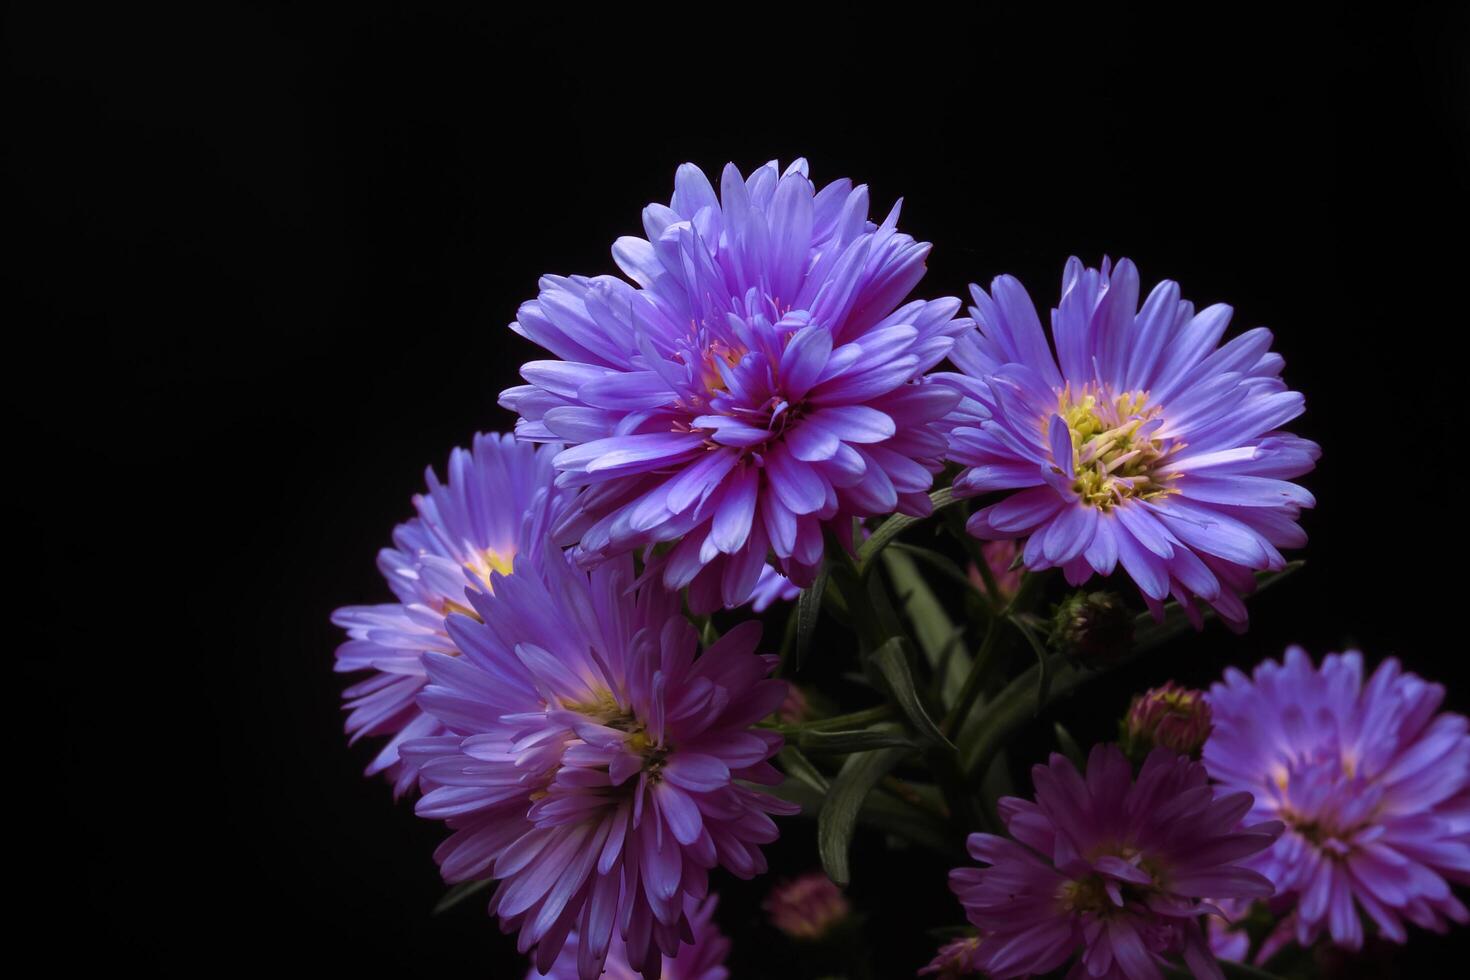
[501, 159, 967, 609]
[330, 159, 1461, 979]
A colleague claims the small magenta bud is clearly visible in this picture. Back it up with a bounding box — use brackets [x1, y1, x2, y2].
[762, 872, 850, 940]
[919, 936, 984, 977]
[1049, 591, 1134, 663]
[777, 684, 810, 725]
[1123, 682, 1213, 758]
[967, 540, 1023, 602]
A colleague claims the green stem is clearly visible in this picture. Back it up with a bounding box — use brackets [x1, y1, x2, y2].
[939, 571, 1047, 736]
[777, 704, 895, 733]
[961, 654, 1088, 781]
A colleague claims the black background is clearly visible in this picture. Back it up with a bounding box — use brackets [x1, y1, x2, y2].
[11, 3, 1470, 976]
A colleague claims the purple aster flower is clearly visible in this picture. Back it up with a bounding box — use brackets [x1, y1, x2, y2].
[331, 433, 565, 796]
[500, 159, 967, 610]
[1204, 646, 1470, 952]
[402, 551, 796, 979]
[940, 257, 1319, 629]
[949, 744, 1281, 980]
[529, 893, 730, 980]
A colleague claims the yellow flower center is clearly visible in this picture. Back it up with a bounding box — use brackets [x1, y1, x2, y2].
[1052, 385, 1180, 510]
[442, 547, 515, 621]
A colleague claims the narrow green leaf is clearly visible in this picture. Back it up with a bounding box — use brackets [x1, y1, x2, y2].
[869, 637, 954, 750]
[818, 740, 912, 885]
[882, 548, 970, 702]
[777, 746, 830, 794]
[856, 486, 958, 571]
[1009, 613, 1052, 710]
[799, 728, 918, 754]
[434, 878, 492, 915]
[793, 564, 828, 670]
[1053, 722, 1085, 768]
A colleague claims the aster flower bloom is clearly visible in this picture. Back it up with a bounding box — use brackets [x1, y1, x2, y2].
[529, 893, 730, 980]
[1124, 682, 1213, 759]
[331, 433, 565, 796]
[950, 744, 1281, 979]
[918, 936, 984, 978]
[402, 550, 796, 979]
[500, 158, 968, 609]
[763, 871, 850, 940]
[941, 258, 1319, 629]
[1204, 647, 1470, 952]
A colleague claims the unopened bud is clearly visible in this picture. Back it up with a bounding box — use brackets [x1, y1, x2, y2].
[919, 936, 984, 977]
[1123, 682, 1213, 758]
[967, 540, 1023, 603]
[763, 872, 850, 940]
[1050, 591, 1134, 663]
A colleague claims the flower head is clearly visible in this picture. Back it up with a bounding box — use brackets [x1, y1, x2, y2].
[331, 433, 565, 796]
[403, 551, 796, 979]
[763, 871, 850, 940]
[501, 159, 967, 609]
[529, 893, 730, 980]
[1204, 647, 1470, 951]
[950, 744, 1280, 979]
[941, 257, 1319, 630]
[1124, 682, 1213, 759]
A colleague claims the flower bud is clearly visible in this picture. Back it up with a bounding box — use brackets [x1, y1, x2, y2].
[1049, 591, 1134, 663]
[919, 936, 984, 977]
[777, 683, 810, 725]
[763, 872, 850, 940]
[1123, 682, 1213, 758]
[967, 540, 1023, 603]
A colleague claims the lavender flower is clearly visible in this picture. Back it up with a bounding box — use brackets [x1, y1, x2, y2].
[1204, 647, 1470, 951]
[763, 872, 850, 940]
[949, 744, 1280, 979]
[331, 433, 565, 796]
[501, 159, 967, 609]
[941, 258, 1319, 629]
[403, 551, 796, 979]
[529, 893, 730, 980]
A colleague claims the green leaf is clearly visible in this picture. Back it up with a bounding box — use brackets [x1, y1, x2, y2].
[869, 637, 954, 749]
[887, 541, 985, 599]
[1053, 722, 1085, 768]
[1009, 613, 1052, 711]
[856, 486, 959, 571]
[818, 739, 913, 885]
[882, 548, 970, 703]
[793, 564, 829, 671]
[433, 878, 492, 915]
[777, 746, 830, 794]
[799, 728, 918, 754]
